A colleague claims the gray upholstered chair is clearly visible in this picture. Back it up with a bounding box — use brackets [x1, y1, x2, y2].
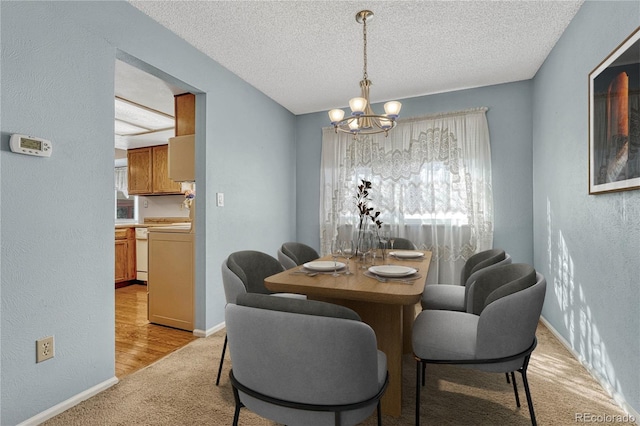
[421, 249, 511, 311]
[217, 250, 305, 386]
[412, 264, 546, 426]
[226, 293, 389, 426]
[277, 242, 320, 270]
[389, 237, 417, 250]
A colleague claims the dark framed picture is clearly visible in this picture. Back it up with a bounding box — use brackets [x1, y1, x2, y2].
[589, 27, 640, 194]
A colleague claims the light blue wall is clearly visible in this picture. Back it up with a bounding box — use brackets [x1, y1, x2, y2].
[0, 2, 295, 424]
[3, 0, 638, 423]
[532, 0, 640, 416]
[296, 81, 534, 264]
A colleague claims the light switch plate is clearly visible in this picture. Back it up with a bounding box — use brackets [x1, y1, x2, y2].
[216, 192, 224, 207]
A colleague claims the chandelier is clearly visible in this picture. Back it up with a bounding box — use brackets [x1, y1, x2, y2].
[328, 10, 402, 137]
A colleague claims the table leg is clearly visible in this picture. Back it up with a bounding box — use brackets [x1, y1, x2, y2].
[403, 302, 420, 353]
[309, 297, 404, 417]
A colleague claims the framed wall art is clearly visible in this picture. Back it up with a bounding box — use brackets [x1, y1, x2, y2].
[589, 27, 640, 194]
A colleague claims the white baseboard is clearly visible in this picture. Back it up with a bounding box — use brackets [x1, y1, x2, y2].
[20, 323, 228, 424]
[193, 321, 225, 338]
[18, 376, 119, 426]
[540, 316, 639, 424]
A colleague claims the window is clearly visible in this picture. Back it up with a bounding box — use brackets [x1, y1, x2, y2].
[320, 108, 493, 284]
[116, 190, 137, 220]
[115, 166, 137, 222]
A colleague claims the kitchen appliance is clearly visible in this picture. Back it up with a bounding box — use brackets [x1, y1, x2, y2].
[135, 227, 148, 281]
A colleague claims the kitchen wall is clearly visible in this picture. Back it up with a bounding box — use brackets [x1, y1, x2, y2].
[137, 195, 191, 222]
[532, 0, 640, 417]
[295, 80, 534, 265]
[1, 2, 296, 424]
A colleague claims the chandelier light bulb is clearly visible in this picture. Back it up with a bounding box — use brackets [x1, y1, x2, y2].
[328, 109, 345, 124]
[379, 116, 392, 129]
[349, 97, 367, 115]
[348, 118, 360, 131]
[384, 101, 402, 118]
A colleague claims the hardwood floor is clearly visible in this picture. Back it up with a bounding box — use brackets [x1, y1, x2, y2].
[115, 284, 197, 378]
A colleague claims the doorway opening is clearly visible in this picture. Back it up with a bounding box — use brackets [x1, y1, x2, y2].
[114, 57, 199, 377]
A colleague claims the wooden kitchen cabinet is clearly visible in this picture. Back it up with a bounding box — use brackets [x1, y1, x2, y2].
[151, 145, 182, 193]
[115, 227, 136, 286]
[169, 93, 196, 182]
[174, 93, 195, 136]
[127, 145, 181, 195]
[127, 147, 152, 195]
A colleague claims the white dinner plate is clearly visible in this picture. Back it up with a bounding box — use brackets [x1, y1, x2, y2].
[389, 250, 424, 259]
[368, 265, 417, 277]
[303, 261, 346, 272]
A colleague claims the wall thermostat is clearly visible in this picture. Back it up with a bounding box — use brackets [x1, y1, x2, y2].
[10, 134, 52, 157]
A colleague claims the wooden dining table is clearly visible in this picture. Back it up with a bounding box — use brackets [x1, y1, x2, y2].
[264, 250, 432, 417]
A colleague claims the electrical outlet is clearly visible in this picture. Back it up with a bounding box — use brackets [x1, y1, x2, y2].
[36, 336, 54, 363]
[216, 192, 224, 207]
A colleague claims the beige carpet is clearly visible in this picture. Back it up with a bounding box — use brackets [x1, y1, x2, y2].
[44, 322, 629, 425]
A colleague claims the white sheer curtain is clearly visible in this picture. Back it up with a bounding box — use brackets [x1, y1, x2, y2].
[320, 107, 493, 284]
[115, 166, 128, 198]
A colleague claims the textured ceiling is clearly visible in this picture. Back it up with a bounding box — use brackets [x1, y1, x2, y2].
[128, 0, 584, 115]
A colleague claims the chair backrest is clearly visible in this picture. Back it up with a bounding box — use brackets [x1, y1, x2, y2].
[390, 237, 417, 250]
[460, 248, 507, 286]
[277, 242, 319, 269]
[472, 265, 546, 367]
[467, 263, 535, 315]
[221, 259, 246, 305]
[225, 293, 381, 422]
[222, 251, 284, 304]
[463, 253, 512, 304]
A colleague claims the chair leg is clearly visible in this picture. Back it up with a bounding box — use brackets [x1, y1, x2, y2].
[415, 360, 422, 426]
[510, 371, 520, 407]
[377, 400, 382, 426]
[231, 381, 242, 426]
[232, 401, 241, 426]
[216, 334, 228, 386]
[520, 357, 537, 426]
[506, 372, 511, 383]
[421, 361, 426, 386]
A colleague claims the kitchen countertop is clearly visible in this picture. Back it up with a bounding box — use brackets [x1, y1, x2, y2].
[116, 217, 191, 229]
[115, 223, 190, 229]
[147, 223, 193, 233]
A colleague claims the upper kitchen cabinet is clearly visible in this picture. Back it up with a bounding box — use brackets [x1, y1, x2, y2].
[174, 93, 195, 136]
[127, 147, 152, 194]
[128, 145, 182, 195]
[169, 93, 196, 182]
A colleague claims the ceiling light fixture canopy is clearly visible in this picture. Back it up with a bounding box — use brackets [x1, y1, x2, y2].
[329, 10, 401, 138]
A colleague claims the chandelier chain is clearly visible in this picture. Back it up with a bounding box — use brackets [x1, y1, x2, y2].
[362, 14, 368, 80]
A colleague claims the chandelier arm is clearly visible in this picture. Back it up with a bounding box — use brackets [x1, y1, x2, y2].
[332, 126, 396, 137]
[332, 114, 397, 136]
[333, 114, 396, 124]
